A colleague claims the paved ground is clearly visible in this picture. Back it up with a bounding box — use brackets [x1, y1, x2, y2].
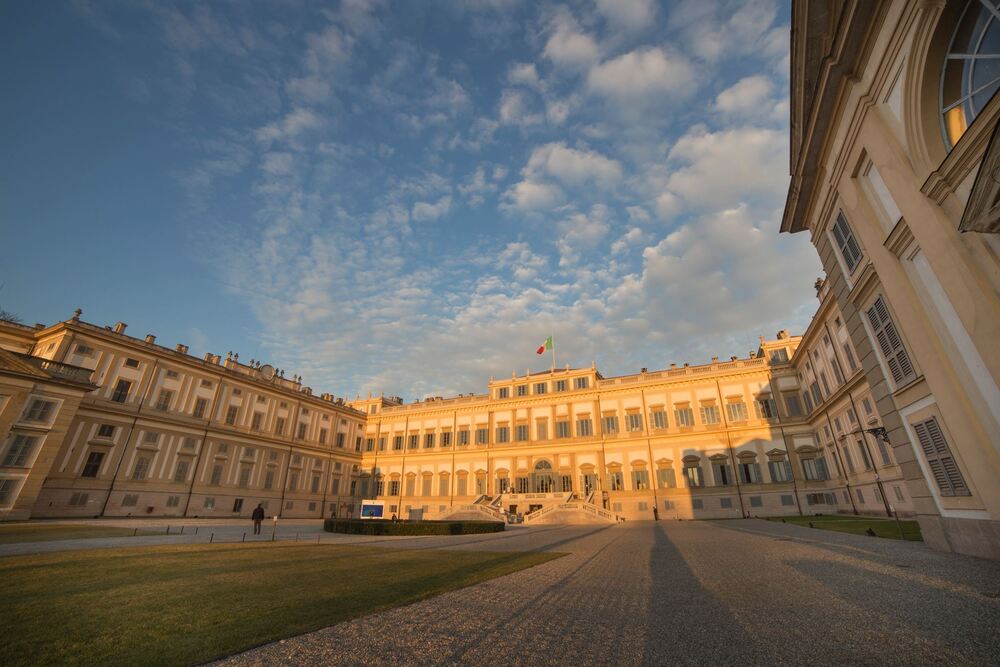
[202, 519, 1000, 666]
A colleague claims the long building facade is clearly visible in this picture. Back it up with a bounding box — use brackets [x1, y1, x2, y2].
[784, 0, 1000, 559]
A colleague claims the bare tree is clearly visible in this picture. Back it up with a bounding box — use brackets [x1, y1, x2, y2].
[0, 307, 22, 324]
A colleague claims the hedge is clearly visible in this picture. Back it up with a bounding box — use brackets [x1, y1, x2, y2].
[324, 519, 504, 536]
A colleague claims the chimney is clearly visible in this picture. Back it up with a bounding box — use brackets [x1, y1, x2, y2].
[176, 344, 189, 354]
[730, 356, 738, 361]
[144, 334, 156, 344]
[640, 368, 648, 374]
[670, 363, 677, 369]
[113, 322, 127, 334]
[711, 356, 719, 364]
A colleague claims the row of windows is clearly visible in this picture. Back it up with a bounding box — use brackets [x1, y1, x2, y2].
[495, 377, 590, 399]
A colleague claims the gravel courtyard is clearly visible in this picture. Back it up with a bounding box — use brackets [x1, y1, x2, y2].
[216, 519, 1000, 666]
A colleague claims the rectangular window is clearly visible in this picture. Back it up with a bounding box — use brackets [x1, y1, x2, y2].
[857, 440, 873, 470]
[893, 485, 904, 502]
[516, 385, 527, 396]
[498, 387, 509, 399]
[67, 491, 89, 507]
[173, 460, 189, 482]
[317, 427, 328, 444]
[311, 474, 321, 493]
[408, 434, 419, 449]
[625, 414, 643, 432]
[111, 380, 132, 403]
[233, 498, 244, 513]
[293, 423, 306, 440]
[273, 417, 285, 436]
[441, 431, 452, 447]
[534, 382, 547, 394]
[556, 421, 570, 438]
[515, 424, 529, 441]
[650, 410, 667, 430]
[866, 296, 916, 386]
[238, 466, 252, 488]
[802, 391, 814, 414]
[424, 433, 435, 448]
[192, 397, 208, 419]
[576, 419, 592, 437]
[843, 447, 856, 473]
[365, 438, 375, 452]
[602, 416, 619, 434]
[2, 435, 38, 467]
[155, 390, 172, 411]
[210, 464, 223, 486]
[555, 380, 567, 392]
[495, 426, 509, 443]
[802, 458, 829, 481]
[225, 406, 239, 426]
[204, 497, 215, 509]
[720, 497, 733, 509]
[657, 468, 676, 488]
[631, 470, 650, 490]
[97, 424, 116, 438]
[913, 417, 970, 496]
[574, 377, 589, 390]
[683, 465, 704, 488]
[843, 343, 858, 372]
[768, 460, 793, 482]
[76, 343, 94, 355]
[832, 212, 863, 272]
[82, 451, 105, 478]
[476, 428, 489, 445]
[336, 433, 346, 448]
[218, 443, 229, 455]
[780, 494, 794, 507]
[769, 348, 789, 363]
[251, 413, 264, 432]
[457, 430, 469, 446]
[877, 438, 892, 466]
[755, 399, 777, 419]
[378, 437, 387, 451]
[738, 462, 761, 484]
[535, 422, 547, 441]
[725, 402, 748, 422]
[132, 456, 150, 481]
[784, 394, 802, 416]
[393, 435, 403, 450]
[288, 471, 299, 490]
[608, 471, 623, 491]
[749, 496, 763, 508]
[124, 358, 140, 368]
[713, 463, 732, 486]
[674, 407, 695, 427]
[166, 495, 180, 508]
[264, 469, 275, 489]
[121, 494, 139, 507]
[691, 498, 703, 510]
[700, 405, 721, 425]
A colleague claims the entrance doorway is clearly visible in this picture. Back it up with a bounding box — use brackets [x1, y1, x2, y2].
[530, 460, 555, 492]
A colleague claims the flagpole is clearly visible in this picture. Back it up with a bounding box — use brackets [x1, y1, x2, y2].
[551, 338, 556, 371]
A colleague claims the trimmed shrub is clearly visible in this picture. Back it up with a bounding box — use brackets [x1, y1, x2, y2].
[324, 519, 504, 536]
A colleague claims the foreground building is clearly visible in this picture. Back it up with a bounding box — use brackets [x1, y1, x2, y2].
[784, 0, 1000, 558]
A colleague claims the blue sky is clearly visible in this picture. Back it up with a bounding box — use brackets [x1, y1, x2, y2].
[0, 0, 821, 399]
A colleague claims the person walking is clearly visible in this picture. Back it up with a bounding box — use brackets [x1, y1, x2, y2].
[252, 503, 265, 535]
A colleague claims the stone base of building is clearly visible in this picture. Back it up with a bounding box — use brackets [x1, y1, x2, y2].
[918, 515, 1000, 560]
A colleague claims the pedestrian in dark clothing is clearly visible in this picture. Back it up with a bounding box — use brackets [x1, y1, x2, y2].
[252, 504, 265, 535]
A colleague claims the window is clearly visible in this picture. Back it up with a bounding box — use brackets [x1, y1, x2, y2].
[769, 348, 789, 363]
[173, 460, 189, 482]
[608, 471, 623, 491]
[842, 343, 858, 372]
[143, 431, 159, 445]
[424, 433, 435, 448]
[218, 443, 229, 455]
[455, 430, 468, 446]
[238, 466, 252, 488]
[476, 428, 489, 445]
[802, 458, 829, 481]
[941, 0, 1000, 148]
[408, 434, 419, 449]
[657, 468, 676, 488]
[264, 470, 275, 489]
[311, 474, 321, 493]
[378, 437, 387, 451]
[68, 491, 89, 507]
[389, 480, 400, 496]
[631, 470, 650, 490]
[802, 391, 814, 414]
[124, 358, 140, 368]
[155, 390, 172, 411]
[121, 494, 139, 507]
[574, 377, 589, 390]
[132, 456, 150, 481]
[755, 398, 777, 419]
[515, 425, 529, 442]
[625, 414, 643, 432]
[843, 446, 856, 474]
[856, 488, 865, 504]
[76, 343, 94, 355]
[495, 426, 509, 443]
[913, 417, 970, 496]
[498, 387, 509, 399]
[274, 417, 285, 436]
[97, 424, 116, 438]
[23, 399, 55, 423]
[726, 402, 748, 422]
[210, 464, 223, 486]
[832, 212, 863, 273]
[251, 413, 264, 432]
[82, 452, 105, 478]
[603, 416, 619, 434]
[331, 478, 340, 494]
[674, 407, 695, 428]
[700, 405, 720, 425]
[193, 397, 208, 419]
[749, 496, 763, 508]
[201, 379, 213, 388]
[576, 418, 592, 437]
[712, 463, 733, 486]
[317, 427, 328, 444]
[535, 422, 547, 441]
[288, 471, 299, 490]
[204, 497, 216, 509]
[555, 421, 570, 438]
[768, 460, 793, 482]
[784, 394, 802, 416]
[233, 389, 243, 397]
[365, 438, 375, 452]
[691, 499, 703, 510]
[516, 385, 527, 396]
[225, 406, 239, 426]
[297, 423, 307, 440]
[166, 495, 180, 508]
[780, 494, 795, 507]
[866, 296, 916, 386]
[233, 498, 244, 513]
[893, 485, 904, 503]
[738, 462, 761, 484]
[555, 380, 567, 392]
[877, 438, 893, 466]
[720, 497, 733, 509]
[650, 410, 667, 430]
[857, 441, 873, 470]
[534, 382, 547, 394]
[683, 464, 704, 488]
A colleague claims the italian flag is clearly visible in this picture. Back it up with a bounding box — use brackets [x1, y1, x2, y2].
[536, 336, 553, 355]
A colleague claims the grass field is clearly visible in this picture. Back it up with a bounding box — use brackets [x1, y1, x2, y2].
[0, 523, 160, 544]
[768, 514, 922, 541]
[1, 542, 560, 666]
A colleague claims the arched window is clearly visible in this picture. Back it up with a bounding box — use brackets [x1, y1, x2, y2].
[533, 460, 552, 470]
[941, 0, 1000, 148]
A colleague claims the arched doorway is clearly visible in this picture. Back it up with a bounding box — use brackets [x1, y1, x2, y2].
[530, 460, 555, 492]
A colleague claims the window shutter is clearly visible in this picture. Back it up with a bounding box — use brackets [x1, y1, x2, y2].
[913, 418, 969, 497]
[832, 213, 863, 271]
[866, 296, 916, 385]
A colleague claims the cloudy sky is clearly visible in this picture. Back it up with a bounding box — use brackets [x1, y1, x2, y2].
[0, 0, 821, 400]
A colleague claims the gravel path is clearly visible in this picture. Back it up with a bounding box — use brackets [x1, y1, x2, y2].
[213, 519, 1000, 666]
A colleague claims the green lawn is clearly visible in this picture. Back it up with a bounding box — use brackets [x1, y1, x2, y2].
[0, 542, 560, 666]
[0, 523, 160, 544]
[768, 514, 923, 541]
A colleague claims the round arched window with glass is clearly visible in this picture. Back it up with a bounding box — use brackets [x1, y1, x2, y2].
[942, 0, 1000, 148]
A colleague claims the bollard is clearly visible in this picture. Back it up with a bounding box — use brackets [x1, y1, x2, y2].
[133, 528, 138, 536]
[180, 526, 184, 535]
[195, 527, 199, 535]
[166, 525, 170, 535]
[210, 532, 214, 543]
[242, 532, 246, 543]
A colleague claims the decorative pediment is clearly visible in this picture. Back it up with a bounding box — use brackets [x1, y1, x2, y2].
[682, 454, 701, 463]
[795, 444, 819, 455]
[765, 448, 787, 459]
[736, 451, 758, 461]
[960, 116, 1000, 233]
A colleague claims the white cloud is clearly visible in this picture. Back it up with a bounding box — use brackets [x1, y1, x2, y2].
[525, 142, 623, 189]
[286, 76, 331, 103]
[498, 88, 543, 126]
[255, 107, 324, 143]
[544, 11, 600, 68]
[557, 204, 612, 266]
[715, 75, 773, 114]
[501, 180, 565, 212]
[508, 62, 541, 88]
[587, 47, 695, 101]
[411, 196, 453, 221]
[595, 0, 656, 32]
[610, 226, 644, 254]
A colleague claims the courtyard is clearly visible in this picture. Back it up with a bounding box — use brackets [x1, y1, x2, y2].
[5, 518, 1000, 665]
